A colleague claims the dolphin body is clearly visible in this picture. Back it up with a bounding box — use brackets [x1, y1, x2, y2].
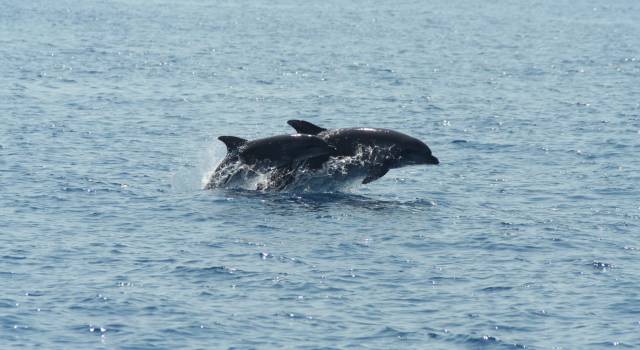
[287, 120, 439, 184]
[205, 133, 334, 190]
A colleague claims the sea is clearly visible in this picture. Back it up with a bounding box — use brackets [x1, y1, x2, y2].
[1, 0, 639, 348]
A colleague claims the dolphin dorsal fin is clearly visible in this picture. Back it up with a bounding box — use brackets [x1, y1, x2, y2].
[287, 120, 326, 135]
[218, 136, 247, 152]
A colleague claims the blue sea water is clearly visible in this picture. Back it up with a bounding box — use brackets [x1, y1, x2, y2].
[1, 0, 640, 348]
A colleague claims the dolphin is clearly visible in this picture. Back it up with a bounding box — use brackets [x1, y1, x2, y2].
[287, 120, 439, 184]
[205, 133, 334, 190]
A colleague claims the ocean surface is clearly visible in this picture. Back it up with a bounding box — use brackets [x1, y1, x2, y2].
[2, 0, 640, 348]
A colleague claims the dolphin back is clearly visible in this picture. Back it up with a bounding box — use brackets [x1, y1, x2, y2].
[240, 134, 332, 167]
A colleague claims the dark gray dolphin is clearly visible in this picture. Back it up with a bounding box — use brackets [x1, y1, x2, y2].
[287, 120, 439, 184]
[205, 133, 334, 190]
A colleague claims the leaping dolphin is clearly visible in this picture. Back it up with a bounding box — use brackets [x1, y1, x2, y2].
[287, 120, 439, 184]
[204, 133, 334, 190]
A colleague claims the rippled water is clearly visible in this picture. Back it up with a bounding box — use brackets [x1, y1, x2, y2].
[2, 0, 640, 348]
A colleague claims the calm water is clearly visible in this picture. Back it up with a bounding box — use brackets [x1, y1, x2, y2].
[2, 0, 640, 348]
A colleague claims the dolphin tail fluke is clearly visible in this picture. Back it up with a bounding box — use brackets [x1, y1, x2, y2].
[287, 120, 326, 135]
[218, 136, 247, 152]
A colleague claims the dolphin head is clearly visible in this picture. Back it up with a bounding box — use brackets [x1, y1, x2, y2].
[398, 138, 439, 166]
[289, 134, 335, 161]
